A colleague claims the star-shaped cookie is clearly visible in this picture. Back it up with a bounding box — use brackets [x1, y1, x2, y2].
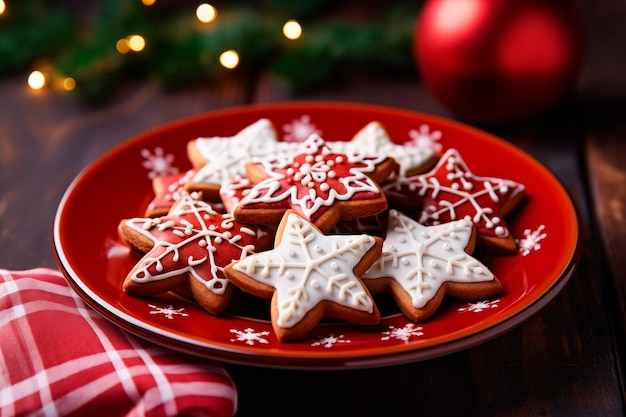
[362, 210, 502, 322]
[119, 194, 262, 314]
[185, 118, 299, 201]
[329, 121, 439, 177]
[144, 169, 196, 217]
[224, 210, 382, 341]
[232, 133, 398, 233]
[384, 148, 525, 253]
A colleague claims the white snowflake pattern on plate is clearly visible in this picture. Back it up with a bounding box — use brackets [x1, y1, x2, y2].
[141, 147, 179, 179]
[310, 334, 351, 348]
[282, 115, 322, 142]
[516, 225, 547, 256]
[148, 303, 189, 319]
[457, 299, 500, 313]
[229, 327, 271, 346]
[381, 323, 425, 342]
[408, 124, 443, 152]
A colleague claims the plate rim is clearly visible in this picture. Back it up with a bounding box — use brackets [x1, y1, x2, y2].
[52, 100, 583, 369]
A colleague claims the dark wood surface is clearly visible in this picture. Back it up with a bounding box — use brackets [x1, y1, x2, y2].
[1, 0, 625, 415]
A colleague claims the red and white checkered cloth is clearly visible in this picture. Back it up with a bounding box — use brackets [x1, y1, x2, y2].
[0, 268, 237, 417]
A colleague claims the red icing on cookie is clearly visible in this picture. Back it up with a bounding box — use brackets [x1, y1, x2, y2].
[233, 134, 396, 232]
[385, 148, 525, 247]
[122, 194, 259, 314]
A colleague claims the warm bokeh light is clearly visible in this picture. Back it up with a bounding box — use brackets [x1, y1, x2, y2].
[283, 20, 302, 40]
[219, 50, 239, 69]
[128, 35, 146, 52]
[141, 0, 156, 5]
[62, 77, 76, 91]
[0, 1, 6, 16]
[28, 71, 46, 90]
[196, 3, 217, 23]
[117, 35, 146, 53]
[116, 38, 130, 53]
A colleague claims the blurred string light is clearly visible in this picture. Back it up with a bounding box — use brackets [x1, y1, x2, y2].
[62, 77, 76, 91]
[116, 34, 146, 53]
[196, 3, 217, 23]
[282, 20, 302, 40]
[141, 0, 156, 5]
[0, 1, 6, 16]
[219, 50, 239, 69]
[28, 71, 46, 90]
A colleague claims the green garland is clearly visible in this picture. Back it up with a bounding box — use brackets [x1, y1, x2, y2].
[0, 0, 421, 102]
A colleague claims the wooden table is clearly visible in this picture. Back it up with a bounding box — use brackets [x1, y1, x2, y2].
[1, 0, 625, 415]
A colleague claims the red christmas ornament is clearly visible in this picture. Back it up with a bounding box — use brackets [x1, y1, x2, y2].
[414, 0, 585, 124]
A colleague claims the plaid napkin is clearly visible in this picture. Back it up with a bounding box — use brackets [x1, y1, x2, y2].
[0, 268, 237, 417]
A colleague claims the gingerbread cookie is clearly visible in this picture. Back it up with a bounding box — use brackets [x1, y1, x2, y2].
[362, 210, 502, 322]
[224, 210, 382, 342]
[145, 170, 196, 217]
[185, 118, 298, 202]
[330, 121, 439, 177]
[384, 148, 525, 253]
[232, 133, 398, 233]
[119, 194, 264, 315]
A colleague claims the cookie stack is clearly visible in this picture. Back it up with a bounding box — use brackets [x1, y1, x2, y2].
[118, 119, 526, 341]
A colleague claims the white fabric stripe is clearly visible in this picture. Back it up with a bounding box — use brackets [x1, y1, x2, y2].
[0, 273, 59, 417]
[140, 381, 237, 415]
[0, 349, 155, 405]
[67, 284, 142, 404]
[0, 277, 70, 298]
[124, 332, 178, 416]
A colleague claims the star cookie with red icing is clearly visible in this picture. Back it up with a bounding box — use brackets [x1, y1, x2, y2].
[362, 210, 502, 322]
[224, 210, 382, 341]
[384, 148, 525, 253]
[232, 133, 398, 233]
[119, 194, 265, 314]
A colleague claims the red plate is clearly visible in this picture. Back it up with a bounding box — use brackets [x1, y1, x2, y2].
[53, 102, 581, 369]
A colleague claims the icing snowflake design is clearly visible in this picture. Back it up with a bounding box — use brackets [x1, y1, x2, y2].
[363, 210, 495, 313]
[329, 121, 436, 177]
[141, 147, 179, 180]
[516, 225, 547, 256]
[408, 124, 443, 152]
[190, 118, 298, 187]
[229, 327, 271, 346]
[282, 114, 322, 142]
[381, 323, 424, 342]
[310, 333, 351, 348]
[385, 148, 525, 239]
[457, 299, 500, 313]
[230, 211, 379, 329]
[123, 195, 258, 313]
[148, 304, 189, 319]
[235, 134, 391, 230]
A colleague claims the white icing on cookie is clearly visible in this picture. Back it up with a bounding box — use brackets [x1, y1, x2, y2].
[329, 121, 436, 177]
[363, 210, 494, 308]
[192, 118, 299, 186]
[231, 212, 377, 329]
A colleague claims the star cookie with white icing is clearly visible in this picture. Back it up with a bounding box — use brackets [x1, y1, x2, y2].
[384, 148, 526, 253]
[232, 133, 398, 234]
[185, 118, 299, 202]
[224, 210, 382, 341]
[119, 194, 264, 315]
[329, 121, 439, 177]
[362, 210, 502, 322]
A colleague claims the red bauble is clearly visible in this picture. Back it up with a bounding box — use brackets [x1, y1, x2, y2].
[414, 0, 584, 124]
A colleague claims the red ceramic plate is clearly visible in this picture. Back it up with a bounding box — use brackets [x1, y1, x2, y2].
[53, 102, 581, 369]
